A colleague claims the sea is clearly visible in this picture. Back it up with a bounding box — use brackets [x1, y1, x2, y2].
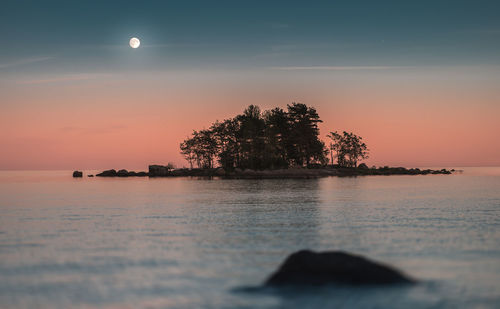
[0, 168, 499, 309]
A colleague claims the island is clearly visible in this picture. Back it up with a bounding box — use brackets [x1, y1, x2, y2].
[85, 103, 455, 179]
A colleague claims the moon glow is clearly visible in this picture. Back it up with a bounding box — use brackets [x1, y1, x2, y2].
[129, 37, 140, 48]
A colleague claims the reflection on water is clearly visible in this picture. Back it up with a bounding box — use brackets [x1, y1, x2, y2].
[0, 168, 499, 308]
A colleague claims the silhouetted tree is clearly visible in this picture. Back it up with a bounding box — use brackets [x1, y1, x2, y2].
[327, 131, 344, 167]
[327, 131, 369, 167]
[287, 103, 326, 166]
[263, 107, 289, 168]
[196, 129, 218, 168]
[180, 103, 329, 170]
[235, 105, 266, 169]
[180, 138, 196, 169]
[180, 129, 218, 168]
[211, 119, 239, 169]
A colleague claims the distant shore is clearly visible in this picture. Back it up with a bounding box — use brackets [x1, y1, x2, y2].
[75, 165, 454, 179]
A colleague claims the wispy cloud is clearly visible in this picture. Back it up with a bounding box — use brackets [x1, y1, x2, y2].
[17, 73, 113, 85]
[0, 56, 54, 69]
[270, 66, 415, 71]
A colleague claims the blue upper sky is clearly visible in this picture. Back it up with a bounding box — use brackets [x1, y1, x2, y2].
[1, 0, 500, 72]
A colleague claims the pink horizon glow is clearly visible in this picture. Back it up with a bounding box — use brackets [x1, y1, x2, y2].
[1, 69, 499, 170]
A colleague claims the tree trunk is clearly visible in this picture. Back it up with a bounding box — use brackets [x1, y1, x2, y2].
[330, 144, 334, 166]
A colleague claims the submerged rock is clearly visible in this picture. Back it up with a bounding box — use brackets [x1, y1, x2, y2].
[265, 250, 414, 286]
[72, 171, 83, 177]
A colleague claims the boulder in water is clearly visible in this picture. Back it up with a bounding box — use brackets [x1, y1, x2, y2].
[72, 171, 83, 177]
[265, 250, 414, 286]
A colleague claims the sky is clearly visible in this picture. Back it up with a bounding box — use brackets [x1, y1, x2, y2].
[1, 0, 500, 170]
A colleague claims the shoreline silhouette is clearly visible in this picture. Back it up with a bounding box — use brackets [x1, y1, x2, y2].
[76, 103, 454, 178]
[74, 166, 453, 178]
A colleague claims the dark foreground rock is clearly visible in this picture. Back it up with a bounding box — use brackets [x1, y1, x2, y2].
[72, 171, 83, 177]
[265, 250, 414, 286]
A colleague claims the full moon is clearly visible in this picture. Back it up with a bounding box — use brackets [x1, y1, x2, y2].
[129, 37, 140, 49]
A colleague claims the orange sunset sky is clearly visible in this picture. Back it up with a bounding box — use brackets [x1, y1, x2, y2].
[1, 67, 499, 170]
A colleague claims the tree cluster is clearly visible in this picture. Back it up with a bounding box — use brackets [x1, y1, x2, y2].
[327, 131, 369, 167]
[180, 103, 327, 170]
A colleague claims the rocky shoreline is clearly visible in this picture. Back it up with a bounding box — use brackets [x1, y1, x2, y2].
[74, 165, 455, 178]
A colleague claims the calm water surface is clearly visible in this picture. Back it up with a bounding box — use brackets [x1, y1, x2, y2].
[0, 168, 499, 308]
